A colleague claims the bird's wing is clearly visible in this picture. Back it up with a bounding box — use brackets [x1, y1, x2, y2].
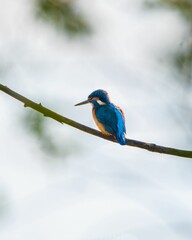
[95, 104, 125, 135]
[115, 105, 126, 133]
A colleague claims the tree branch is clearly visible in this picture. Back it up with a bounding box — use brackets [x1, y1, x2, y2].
[0, 83, 191, 158]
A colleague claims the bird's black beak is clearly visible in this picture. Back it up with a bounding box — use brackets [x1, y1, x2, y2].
[74, 99, 90, 106]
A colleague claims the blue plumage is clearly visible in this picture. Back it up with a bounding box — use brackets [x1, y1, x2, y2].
[75, 89, 126, 145]
[91, 100, 126, 145]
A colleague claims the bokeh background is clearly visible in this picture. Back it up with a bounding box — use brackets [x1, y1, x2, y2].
[0, 0, 192, 239]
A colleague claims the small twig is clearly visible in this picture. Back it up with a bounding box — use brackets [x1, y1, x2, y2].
[0, 83, 191, 158]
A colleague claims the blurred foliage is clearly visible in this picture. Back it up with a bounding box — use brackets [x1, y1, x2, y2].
[35, 0, 91, 36]
[174, 47, 192, 82]
[22, 110, 77, 160]
[145, 0, 192, 21]
[144, 0, 192, 81]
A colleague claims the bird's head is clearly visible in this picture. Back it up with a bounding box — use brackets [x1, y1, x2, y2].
[75, 89, 110, 106]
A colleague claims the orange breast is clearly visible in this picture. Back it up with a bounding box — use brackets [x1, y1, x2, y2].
[92, 108, 112, 136]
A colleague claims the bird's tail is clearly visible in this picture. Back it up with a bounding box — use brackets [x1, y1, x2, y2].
[116, 133, 126, 145]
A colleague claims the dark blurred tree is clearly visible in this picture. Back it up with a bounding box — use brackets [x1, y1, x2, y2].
[145, 0, 192, 20]
[21, 0, 91, 158]
[22, 110, 78, 159]
[36, 0, 91, 36]
[145, 0, 192, 82]
[145, 0, 192, 141]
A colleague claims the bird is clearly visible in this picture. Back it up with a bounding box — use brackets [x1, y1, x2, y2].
[75, 89, 126, 145]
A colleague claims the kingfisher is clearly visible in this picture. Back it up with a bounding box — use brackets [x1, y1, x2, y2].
[75, 89, 126, 145]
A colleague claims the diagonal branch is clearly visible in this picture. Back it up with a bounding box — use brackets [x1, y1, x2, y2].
[0, 83, 191, 158]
